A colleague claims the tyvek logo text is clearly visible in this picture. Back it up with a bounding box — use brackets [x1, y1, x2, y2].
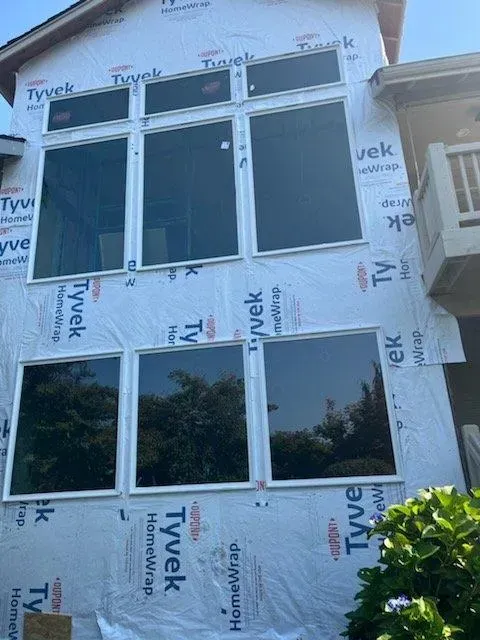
[221, 542, 243, 631]
[161, 0, 212, 17]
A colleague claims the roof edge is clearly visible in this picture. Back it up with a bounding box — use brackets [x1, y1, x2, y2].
[377, 0, 406, 65]
[0, 0, 127, 105]
[370, 52, 480, 104]
[0, 0, 406, 106]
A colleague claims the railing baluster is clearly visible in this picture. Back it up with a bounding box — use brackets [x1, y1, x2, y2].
[471, 153, 480, 214]
[458, 154, 474, 214]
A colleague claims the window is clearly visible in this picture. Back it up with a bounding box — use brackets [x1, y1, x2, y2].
[30, 47, 358, 282]
[7, 357, 121, 497]
[33, 138, 128, 279]
[263, 333, 395, 481]
[135, 344, 249, 488]
[47, 87, 129, 131]
[247, 49, 340, 97]
[142, 120, 238, 266]
[251, 102, 361, 252]
[145, 69, 231, 115]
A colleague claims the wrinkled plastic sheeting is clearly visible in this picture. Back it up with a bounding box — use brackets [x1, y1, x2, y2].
[0, 0, 467, 639]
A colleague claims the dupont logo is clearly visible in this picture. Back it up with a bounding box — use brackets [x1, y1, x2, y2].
[328, 518, 341, 561]
[206, 316, 216, 342]
[357, 262, 368, 292]
[0, 187, 23, 195]
[91, 277, 101, 303]
[109, 64, 133, 73]
[25, 79, 47, 88]
[51, 111, 71, 124]
[51, 579, 62, 614]
[294, 33, 320, 43]
[189, 501, 201, 541]
[198, 49, 223, 58]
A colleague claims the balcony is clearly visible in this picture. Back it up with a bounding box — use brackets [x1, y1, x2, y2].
[414, 142, 480, 316]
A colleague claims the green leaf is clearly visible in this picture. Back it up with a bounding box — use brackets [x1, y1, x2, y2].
[414, 540, 439, 561]
[432, 510, 454, 531]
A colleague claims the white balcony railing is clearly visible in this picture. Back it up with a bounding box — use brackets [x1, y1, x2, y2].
[414, 142, 480, 264]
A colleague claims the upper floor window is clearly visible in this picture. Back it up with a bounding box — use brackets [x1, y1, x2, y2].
[145, 69, 231, 115]
[246, 48, 340, 97]
[142, 120, 238, 266]
[250, 102, 361, 252]
[34, 137, 128, 279]
[47, 86, 129, 131]
[30, 46, 361, 282]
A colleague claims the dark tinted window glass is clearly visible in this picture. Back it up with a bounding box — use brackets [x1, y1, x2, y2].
[143, 121, 238, 266]
[48, 88, 129, 131]
[251, 103, 360, 251]
[34, 138, 127, 279]
[264, 334, 395, 480]
[137, 346, 248, 486]
[11, 358, 120, 495]
[145, 70, 230, 115]
[247, 50, 340, 97]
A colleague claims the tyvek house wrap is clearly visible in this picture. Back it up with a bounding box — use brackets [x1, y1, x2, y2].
[0, 0, 466, 638]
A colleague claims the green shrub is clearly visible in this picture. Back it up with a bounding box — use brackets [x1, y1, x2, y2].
[343, 486, 480, 640]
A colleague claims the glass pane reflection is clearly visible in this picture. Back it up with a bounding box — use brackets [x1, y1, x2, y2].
[137, 345, 248, 486]
[11, 358, 120, 495]
[251, 103, 361, 252]
[264, 334, 396, 480]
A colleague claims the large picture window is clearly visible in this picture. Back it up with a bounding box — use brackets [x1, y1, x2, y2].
[8, 357, 121, 497]
[34, 138, 128, 279]
[142, 121, 238, 266]
[251, 102, 361, 252]
[136, 344, 249, 488]
[263, 333, 395, 481]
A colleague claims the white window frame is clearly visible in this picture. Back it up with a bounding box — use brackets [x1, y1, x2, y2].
[130, 340, 256, 495]
[27, 45, 363, 284]
[256, 328, 403, 488]
[243, 45, 344, 102]
[142, 66, 234, 118]
[43, 83, 133, 136]
[3, 352, 126, 502]
[28, 132, 133, 284]
[245, 94, 366, 258]
[137, 116, 244, 272]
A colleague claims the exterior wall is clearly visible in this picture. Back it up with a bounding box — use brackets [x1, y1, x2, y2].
[0, 1, 466, 638]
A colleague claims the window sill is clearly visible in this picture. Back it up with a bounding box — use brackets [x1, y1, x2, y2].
[253, 237, 367, 259]
[27, 267, 126, 285]
[131, 481, 253, 495]
[137, 253, 243, 272]
[2, 488, 121, 502]
[267, 474, 403, 489]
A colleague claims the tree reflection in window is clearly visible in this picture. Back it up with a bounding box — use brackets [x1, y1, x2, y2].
[136, 346, 249, 487]
[265, 334, 396, 480]
[11, 358, 120, 495]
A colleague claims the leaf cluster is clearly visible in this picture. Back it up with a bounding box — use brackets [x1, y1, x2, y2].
[343, 486, 480, 640]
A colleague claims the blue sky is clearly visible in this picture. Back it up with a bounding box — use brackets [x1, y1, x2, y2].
[0, 0, 480, 132]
